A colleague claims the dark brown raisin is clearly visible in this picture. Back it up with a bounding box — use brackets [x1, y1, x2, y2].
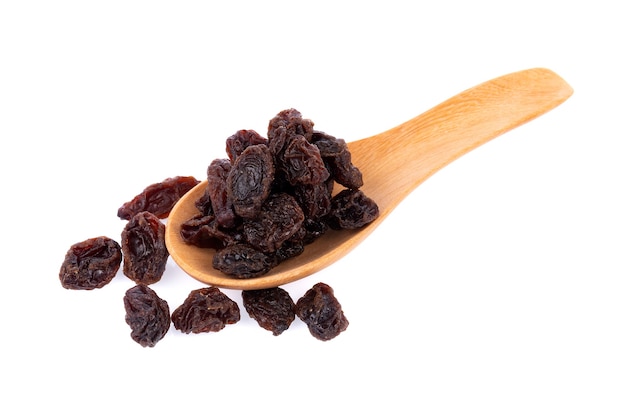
[327, 148, 363, 189]
[207, 158, 238, 229]
[267, 108, 314, 143]
[171, 287, 240, 334]
[212, 243, 276, 279]
[280, 134, 330, 186]
[296, 282, 349, 341]
[180, 214, 242, 249]
[117, 176, 199, 220]
[226, 129, 268, 162]
[293, 177, 334, 220]
[311, 131, 346, 158]
[243, 193, 304, 253]
[227, 144, 275, 219]
[328, 189, 379, 229]
[123, 284, 170, 347]
[242, 287, 295, 336]
[121, 211, 168, 285]
[194, 187, 214, 216]
[59, 236, 122, 290]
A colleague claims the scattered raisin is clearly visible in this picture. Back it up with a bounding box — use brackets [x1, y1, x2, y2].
[242, 287, 296, 336]
[212, 243, 276, 279]
[123, 284, 171, 347]
[59, 236, 122, 290]
[296, 282, 349, 341]
[171, 287, 240, 334]
[121, 211, 168, 285]
[117, 176, 199, 220]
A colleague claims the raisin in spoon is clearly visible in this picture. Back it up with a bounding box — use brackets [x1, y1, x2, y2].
[165, 68, 573, 290]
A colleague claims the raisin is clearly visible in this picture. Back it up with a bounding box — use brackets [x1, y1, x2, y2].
[226, 129, 268, 162]
[311, 131, 364, 189]
[212, 243, 276, 279]
[207, 158, 238, 229]
[194, 188, 214, 216]
[171, 287, 240, 334]
[328, 189, 379, 229]
[243, 193, 304, 253]
[117, 176, 199, 220]
[227, 144, 274, 219]
[59, 236, 122, 290]
[123, 284, 170, 347]
[267, 108, 314, 143]
[296, 282, 349, 341]
[311, 131, 346, 158]
[180, 214, 242, 249]
[280, 135, 329, 186]
[293, 177, 334, 220]
[121, 211, 168, 285]
[242, 287, 295, 336]
[327, 148, 363, 189]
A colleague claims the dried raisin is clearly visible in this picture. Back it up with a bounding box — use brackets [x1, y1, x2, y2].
[227, 144, 274, 219]
[328, 189, 379, 229]
[59, 236, 122, 290]
[226, 129, 268, 162]
[121, 211, 168, 284]
[243, 193, 304, 253]
[123, 284, 170, 347]
[212, 243, 276, 279]
[117, 176, 199, 220]
[171, 287, 240, 334]
[242, 287, 295, 336]
[296, 282, 349, 341]
[207, 158, 237, 228]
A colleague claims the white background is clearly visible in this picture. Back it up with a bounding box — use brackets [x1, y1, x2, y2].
[1, 1, 624, 397]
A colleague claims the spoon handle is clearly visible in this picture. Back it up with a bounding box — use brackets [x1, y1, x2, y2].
[349, 68, 573, 215]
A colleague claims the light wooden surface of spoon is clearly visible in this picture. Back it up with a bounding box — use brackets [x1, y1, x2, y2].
[165, 68, 573, 290]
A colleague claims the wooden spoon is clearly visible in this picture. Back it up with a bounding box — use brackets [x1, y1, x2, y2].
[165, 68, 573, 290]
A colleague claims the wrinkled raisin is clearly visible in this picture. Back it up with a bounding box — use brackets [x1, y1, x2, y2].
[207, 158, 238, 229]
[180, 214, 242, 249]
[212, 243, 276, 279]
[59, 236, 122, 290]
[267, 108, 314, 143]
[121, 211, 168, 285]
[311, 132, 363, 189]
[296, 282, 349, 341]
[227, 144, 274, 219]
[280, 134, 329, 186]
[226, 129, 268, 162]
[171, 287, 240, 334]
[243, 193, 304, 253]
[242, 287, 295, 336]
[123, 284, 171, 347]
[293, 178, 334, 220]
[329, 189, 379, 229]
[117, 176, 199, 220]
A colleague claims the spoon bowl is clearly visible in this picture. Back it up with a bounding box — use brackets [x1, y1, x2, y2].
[165, 68, 573, 290]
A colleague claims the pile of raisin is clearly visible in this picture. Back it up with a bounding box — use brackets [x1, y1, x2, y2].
[60, 110, 361, 346]
[180, 108, 379, 278]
